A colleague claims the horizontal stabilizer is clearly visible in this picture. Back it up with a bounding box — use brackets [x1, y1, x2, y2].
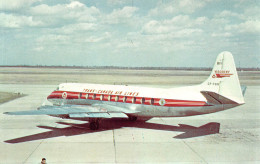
[201, 91, 238, 105]
[241, 85, 247, 96]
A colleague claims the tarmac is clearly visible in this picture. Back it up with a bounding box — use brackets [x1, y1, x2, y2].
[0, 83, 259, 163]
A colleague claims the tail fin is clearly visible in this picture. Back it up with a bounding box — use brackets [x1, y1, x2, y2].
[200, 51, 245, 104]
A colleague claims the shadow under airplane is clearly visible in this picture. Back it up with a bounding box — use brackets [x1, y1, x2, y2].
[4, 119, 220, 144]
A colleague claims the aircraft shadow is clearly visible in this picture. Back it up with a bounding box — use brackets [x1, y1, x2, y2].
[4, 119, 220, 144]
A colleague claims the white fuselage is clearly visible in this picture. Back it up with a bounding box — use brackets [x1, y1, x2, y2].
[47, 83, 239, 117]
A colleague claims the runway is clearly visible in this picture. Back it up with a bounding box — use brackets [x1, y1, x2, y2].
[0, 78, 259, 163]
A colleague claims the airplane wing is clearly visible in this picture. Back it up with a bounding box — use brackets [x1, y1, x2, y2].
[4, 104, 139, 118]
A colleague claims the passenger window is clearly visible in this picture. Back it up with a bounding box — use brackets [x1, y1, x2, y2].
[100, 95, 103, 101]
[132, 97, 136, 103]
[141, 97, 145, 104]
[107, 95, 111, 101]
[85, 93, 88, 99]
[92, 94, 96, 99]
[115, 96, 119, 102]
[150, 98, 154, 105]
[123, 97, 126, 102]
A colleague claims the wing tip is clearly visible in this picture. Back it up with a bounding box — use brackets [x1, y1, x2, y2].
[4, 112, 18, 115]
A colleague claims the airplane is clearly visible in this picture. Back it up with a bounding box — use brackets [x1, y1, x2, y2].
[4, 51, 246, 130]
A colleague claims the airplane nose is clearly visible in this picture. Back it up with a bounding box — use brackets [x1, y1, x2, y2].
[47, 91, 56, 100]
[47, 94, 51, 100]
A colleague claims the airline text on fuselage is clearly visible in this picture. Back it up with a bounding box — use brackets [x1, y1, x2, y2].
[83, 89, 139, 97]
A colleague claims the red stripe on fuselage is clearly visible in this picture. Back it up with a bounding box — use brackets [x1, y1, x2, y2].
[47, 90, 209, 107]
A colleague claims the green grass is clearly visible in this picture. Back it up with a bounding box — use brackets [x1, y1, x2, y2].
[0, 92, 25, 104]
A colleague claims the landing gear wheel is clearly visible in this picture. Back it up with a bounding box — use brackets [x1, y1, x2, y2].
[89, 122, 99, 130]
[128, 116, 137, 121]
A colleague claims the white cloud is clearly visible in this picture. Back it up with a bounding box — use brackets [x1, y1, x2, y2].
[225, 20, 260, 33]
[31, 1, 99, 16]
[30, 4, 65, 15]
[30, 1, 100, 26]
[60, 23, 97, 34]
[67, 1, 85, 8]
[142, 15, 206, 35]
[0, 0, 40, 11]
[34, 46, 43, 52]
[85, 32, 112, 43]
[104, 6, 138, 24]
[239, 20, 260, 33]
[149, 0, 211, 16]
[211, 32, 232, 37]
[107, 0, 126, 6]
[37, 34, 70, 43]
[36, 31, 111, 48]
[244, 6, 260, 20]
[218, 10, 243, 19]
[0, 13, 43, 28]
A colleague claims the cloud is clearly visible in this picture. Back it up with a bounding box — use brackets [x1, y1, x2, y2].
[238, 20, 260, 33]
[107, 0, 126, 6]
[0, 13, 43, 28]
[104, 6, 138, 24]
[34, 46, 43, 52]
[37, 34, 70, 43]
[34, 31, 112, 53]
[30, 4, 65, 15]
[149, 0, 211, 16]
[30, 1, 100, 26]
[211, 32, 232, 37]
[85, 32, 112, 43]
[218, 10, 244, 19]
[60, 23, 97, 34]
[142, 15, 206, 35]
[225, 20, 260, 33]
[31, 1, 99, 16]
[244, 6, 260, 20]
[0, 0, 40, 11]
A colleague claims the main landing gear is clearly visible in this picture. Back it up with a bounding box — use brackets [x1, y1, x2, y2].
[89, 119, 100, 130]
[128, 116, 137, 121]
[88, 116, 138, 130]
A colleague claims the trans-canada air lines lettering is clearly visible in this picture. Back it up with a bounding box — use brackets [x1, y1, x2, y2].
[83, 88, 139, 97]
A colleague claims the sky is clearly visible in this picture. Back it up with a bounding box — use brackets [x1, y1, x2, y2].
[0, 0, 259, 67]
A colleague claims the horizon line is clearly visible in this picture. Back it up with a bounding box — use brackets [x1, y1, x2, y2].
[0, 65, 259, 71]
